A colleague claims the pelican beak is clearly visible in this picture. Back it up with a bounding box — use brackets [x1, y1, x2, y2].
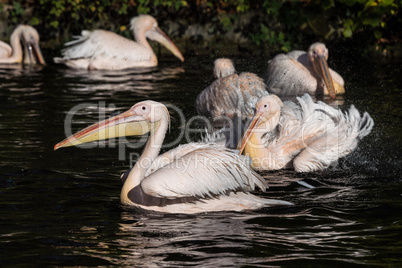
[54, 109, 157, 150]
[29, 40, 46, 65]
[146, 27, 184, 62]
[237, 109, 264, 154]
[315, 55, 336, 99]
[21, 34, 46, 65]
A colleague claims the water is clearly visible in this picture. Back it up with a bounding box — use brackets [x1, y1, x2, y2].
[0, 51, 401, 267]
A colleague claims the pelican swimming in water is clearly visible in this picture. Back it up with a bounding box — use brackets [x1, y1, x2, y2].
[196, 58, 268, 120]
[54, 15, 184, 70]
[266, 42, 344, 99]
[54, 100, 292, 214]
[0, 25, 45, 65]
[237, 94, 374, 172]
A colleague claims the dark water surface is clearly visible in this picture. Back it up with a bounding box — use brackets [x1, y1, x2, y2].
[0, 51, 401, 267]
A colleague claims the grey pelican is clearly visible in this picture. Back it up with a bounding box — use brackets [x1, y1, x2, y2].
[54, 15, 184, 70]
[266, 42, 344, 99]
[237, 94, 374, 172]
[0, 25, 45, 65]
[196, 58, 268, 120]
[54, 100, 292, 213]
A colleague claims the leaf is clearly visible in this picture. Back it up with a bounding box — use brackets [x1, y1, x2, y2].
[50, 20, 59, 28]
[344, 18, 353, 28]
[30, 17, 40, 25]
[363, 17, 381, 27]
[13, 1, 24, 15]
[321, 0, 333, 10]
[374, 30, 382, 39]
[381, 0, 394, 6]
[364, 0, 376, 9]
[343, 27, 352, 38]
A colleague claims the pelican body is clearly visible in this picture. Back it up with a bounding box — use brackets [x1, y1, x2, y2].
[54, 15, 184, 70]
[196, 58, 268, 120]
[0, 25, 45, 65]
[266, 43, 344, 99]
[238, 94, 374, 172]
[54, 100, 292, 214]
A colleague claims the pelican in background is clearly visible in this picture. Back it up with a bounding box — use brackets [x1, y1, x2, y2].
[237, 94, 374, 172]
[54, 100, 292, 214]
[0, 25, 46, 65]
[196, 58, 268, 120]
[54, 15, 184, 70]
[266, 42, 344, 100]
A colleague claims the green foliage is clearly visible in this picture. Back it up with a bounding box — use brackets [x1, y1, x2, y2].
[8, 1, 25, 24]
[262, 0, 283, 16]
[250, 24, 291, 52]
[335, 0, 399, 40]
[137, 0, 187, 13]
[226, 0, 250, 13]
[1, 0, 400, 50]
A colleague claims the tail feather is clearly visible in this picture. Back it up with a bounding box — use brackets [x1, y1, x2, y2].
[293, 96, 374, 172]
[63, 30, 92, 49]
[358, 111, 374, 139]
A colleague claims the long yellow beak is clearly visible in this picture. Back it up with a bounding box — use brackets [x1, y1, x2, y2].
[316, 55, 336, 99]
[54, 109, 157, 151]
[21, 33, 46, 65]
[30, 41, 46, 65]
[147, 27, 184, 62]
[237, 110, 263, 154]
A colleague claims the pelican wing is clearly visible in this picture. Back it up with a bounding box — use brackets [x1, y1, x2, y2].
[144, 142, 225, 177]
[266, 53, 317, 96]
[268, 94, 330, 145]
[258, 94, 339, 169]
[292, 102, 374, 172]
[60, 30, 153, 62]
[141, 143, 267, 199]
[196, 74, 242, 118]
[264, 94, 374, 172]
[238, 72, 268, 116]
[196, 72, 267, 119]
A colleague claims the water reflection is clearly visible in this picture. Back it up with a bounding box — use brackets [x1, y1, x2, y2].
[0, 55, 401, 267]
[67, 205, 383, 267]
[87, 212, 265, 266]
[0, 63, 45, 75]
[60, 66, 185, 92]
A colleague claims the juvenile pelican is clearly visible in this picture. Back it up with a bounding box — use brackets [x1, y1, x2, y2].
[0, 25, 45, 65]
[196, 58, 268, 120]
[266, 42, 344, 99]
[238, 94, 374, 172]
[54, 100, 292, 214]
[54, 15, 184, 70]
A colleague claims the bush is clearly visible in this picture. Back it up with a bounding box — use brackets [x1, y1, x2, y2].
[0, 0, 400, 52]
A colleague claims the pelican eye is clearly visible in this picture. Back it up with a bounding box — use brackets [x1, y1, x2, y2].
[142, 106, 146, 110]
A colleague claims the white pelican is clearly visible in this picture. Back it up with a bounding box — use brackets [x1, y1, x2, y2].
[0, 25, 45, 65]
[54, 100, 292, 214]
[237, 94, 374, 172]
[196, 58, 268, 120]
[53, 15, 184, 70]
[266, 42, 344, 99]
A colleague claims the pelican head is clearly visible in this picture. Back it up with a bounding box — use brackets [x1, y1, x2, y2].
[15, 25, 46, 65]
[307, 42, 336, 99]
[131, 15, 184, 63]
[237, 95, 283, 153]
[213, 58, 235, 79]
[54, 101, 169, 150]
